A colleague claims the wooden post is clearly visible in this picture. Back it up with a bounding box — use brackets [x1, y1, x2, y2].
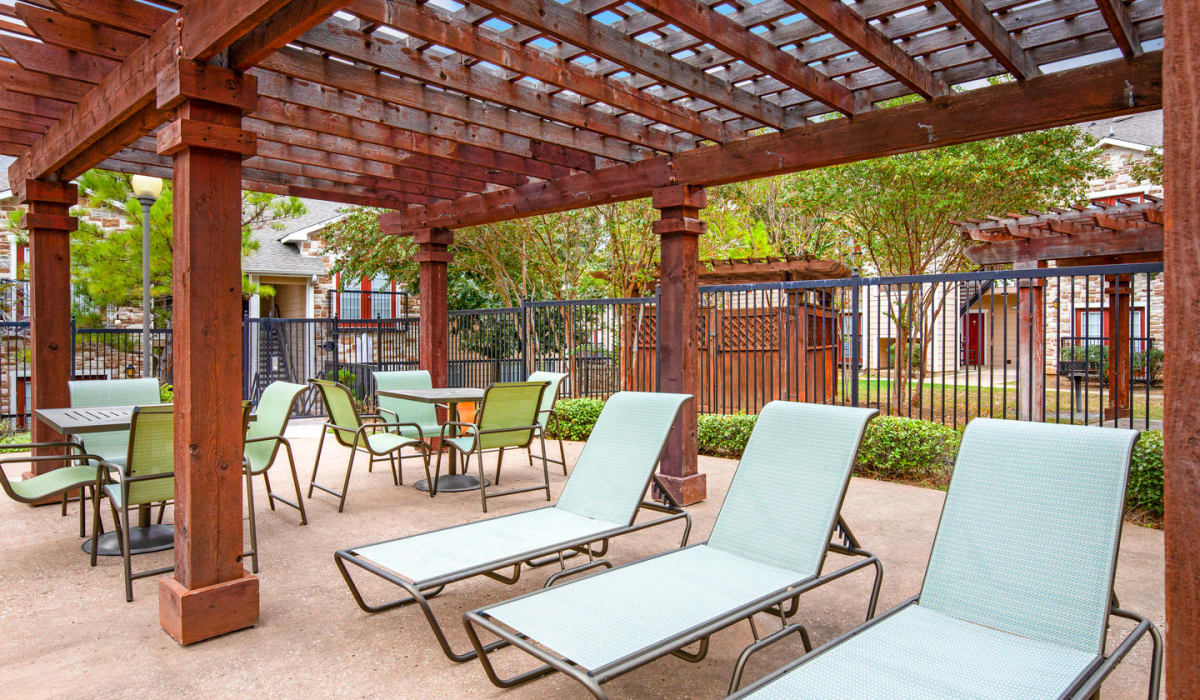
[652, 185, 706, 505]
[414, 227, 452, 388]
[1016, 276, 1045, 422]
[1163, 0, 1199, 694]
[154, 61, 260, 646]
[1103, 275, 1133, 421]
[19, 180, 76, 470]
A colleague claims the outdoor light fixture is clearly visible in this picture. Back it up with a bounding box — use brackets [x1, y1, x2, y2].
[125, 364, 136, 379]
[131, 175, 163, 379]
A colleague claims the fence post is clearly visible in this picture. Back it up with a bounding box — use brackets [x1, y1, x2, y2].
[850, 272, 861, 408]
[520, 301, 532, 378]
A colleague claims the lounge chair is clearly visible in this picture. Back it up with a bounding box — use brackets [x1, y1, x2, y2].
[334, 391, 693, 663]
[307, 379, 432, 511]
[728, 418, 1163, 700]
[436, 380, 549, 511]
[0, 443, 104, 538]
[462, 401, 881, 698]
[526, 371, 568, 475]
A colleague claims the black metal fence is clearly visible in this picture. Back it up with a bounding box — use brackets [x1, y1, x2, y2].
[0, 263, 1163, 431]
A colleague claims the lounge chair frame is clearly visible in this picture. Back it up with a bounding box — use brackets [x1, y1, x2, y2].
[307, 379, 432, 512]
[462, 517, 881, 699]
[333, 393, 694, 664]
[729, 419, 1164, 700]
[336, 483, 690, 664]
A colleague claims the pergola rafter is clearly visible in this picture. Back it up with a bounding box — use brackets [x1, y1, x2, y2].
[0, 2, 1193, 687]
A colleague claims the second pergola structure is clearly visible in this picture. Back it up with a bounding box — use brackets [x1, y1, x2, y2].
[0, 0, 1194, 693]
[960, 198, 1164, 422]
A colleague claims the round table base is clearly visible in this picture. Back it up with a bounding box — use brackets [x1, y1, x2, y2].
[81, 524, 175, 557]
[414, 474, 490, 493]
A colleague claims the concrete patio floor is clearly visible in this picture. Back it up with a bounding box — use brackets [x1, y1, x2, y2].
[0, 420, 1165, 698]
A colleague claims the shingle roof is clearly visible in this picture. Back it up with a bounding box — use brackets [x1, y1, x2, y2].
[242, 198, 343, 277]
[1083, 110, 1163, 149]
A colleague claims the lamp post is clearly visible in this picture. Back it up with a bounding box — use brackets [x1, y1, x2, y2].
[131, 175, 162, 379]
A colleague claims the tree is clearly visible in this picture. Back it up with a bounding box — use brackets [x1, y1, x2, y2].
[59, 169, 305, 324]
[785, 125, 1106, 410]
[1128, 147, 1163, 187]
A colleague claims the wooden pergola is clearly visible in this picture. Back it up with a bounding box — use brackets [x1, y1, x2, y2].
[960, 199, 1164, 422]
[0, 0, 1193, 690]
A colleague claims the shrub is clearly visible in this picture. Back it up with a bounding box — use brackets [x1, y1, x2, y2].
[0, 430, 31, 453]
[697, 412, 756, 457]
[1128, 430, 1163, 517]
[855, 416, 959, 485]
[547, 398, 604, 441]
[159, 382, 174, 403]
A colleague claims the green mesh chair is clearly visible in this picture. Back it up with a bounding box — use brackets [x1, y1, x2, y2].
[729, 418, 1163, 700]
[308, 379, 432, 512]
[462, 401, 880, 697]
[0, 441, 105, 538]
[68, 378, 161, 466]
[335, 391, 693, 664]
[242, 382, 308, 574]
[373, 370, 443, 472]
[526, 371, 568, 476]
[438, 381, 549, 512]
[94, 404, 176, 602]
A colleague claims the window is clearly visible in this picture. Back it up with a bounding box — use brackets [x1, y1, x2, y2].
[334, 273, 404, 320]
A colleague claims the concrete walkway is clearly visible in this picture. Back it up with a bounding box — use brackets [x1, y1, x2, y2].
[0, 426, 1164, 698]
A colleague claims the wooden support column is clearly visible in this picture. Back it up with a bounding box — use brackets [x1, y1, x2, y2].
[1015, 273, 1045, 422]
[1163, 0, 1199, 693]
[1103, 275, 1133, 421]
[414, 228, 452, 389]
[652, 185, 706, 505]
[19, 180, 76, 470]
[154, 61, 259, 646]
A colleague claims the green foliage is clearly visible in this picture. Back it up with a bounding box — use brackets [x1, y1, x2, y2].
[545, 398, 604, 440]
[65, 170, 302, 321]
[1128, 431, 1163, 517]
[158, 383, 174, 403]
[0, 430, 32, 453]
[697, 412, 757, 457]
[1058, 343, 1164, 385]
[1128, 148, 1163, 187]
[856, 416, 960, 484]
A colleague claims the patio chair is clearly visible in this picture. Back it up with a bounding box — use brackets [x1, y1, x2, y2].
[0, 442, 105, 538]
[373, 370, 443, 470]
[526, 371, 568, 476]
[728, 418, 1163, 700]
[242, 381, 308, 573]
[307, 379, 432, 512]
[437, 380, 548, 511]
[462, 401, 881, 698]
[335, 391, 692, 663]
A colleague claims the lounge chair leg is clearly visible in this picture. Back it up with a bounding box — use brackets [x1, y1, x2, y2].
[307, 428, 328, 499]
[670, 636, 710, 663]
[61, 491, 68, 516]
[419, 445, 434, 498]
[866, 555, 884, 620]
[478, 449, 488, 513]
[77, 486, 87, 537]
[462, 613, 567, 692]
[394, 452, 403, 486]
[728, 622, 812, 695]
[117, 504, 133, 602]
[244, 468, 259, 574]
[157, 502, 166, 524]
[90, 484, 104, 567]
[432, 446, 445, 497]
[557, 436, 567, 476]
[495, 447, 504, 486]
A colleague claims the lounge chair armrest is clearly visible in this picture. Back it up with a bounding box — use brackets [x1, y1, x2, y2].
[378, 407, 398, 423]
[728, 623, 813, 695]
[1071, 607, 1163, 700]
[366, 422, 427, 442]
[439, 421, 478, 439]
[244, 434, 286, 445]
[473, 424, 541, 435]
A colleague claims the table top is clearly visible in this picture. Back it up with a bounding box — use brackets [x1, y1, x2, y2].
[35, 405, 254, 435]
[377, 387, 485, 403]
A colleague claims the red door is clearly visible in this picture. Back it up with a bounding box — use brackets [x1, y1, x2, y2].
[962, 312, 985, 366]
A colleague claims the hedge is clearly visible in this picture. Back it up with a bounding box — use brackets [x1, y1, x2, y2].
[545, 398, 1164, 518]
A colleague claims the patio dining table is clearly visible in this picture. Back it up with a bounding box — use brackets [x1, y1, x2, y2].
[34, 405, 253, 558]
[376, 387, 486, 493]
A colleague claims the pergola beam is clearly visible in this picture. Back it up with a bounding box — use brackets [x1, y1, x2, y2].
[389, 51, 1161, 230]
[782, 0, 949, 99]
[344, 0, 735, 143]
[465, 0, 787, 128]
[637, 0, 860, 115]
[228, 0, 349, 70]
[1096, 0, 1143, 58]
[9, 0, 296, 186]
[940, 0, 1040, 79]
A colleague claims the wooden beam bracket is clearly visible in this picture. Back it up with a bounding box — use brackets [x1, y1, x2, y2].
[157, 60, 259, 113]
[17, 179, 77, 206]
[156, 119, 257, 158]
[20, 212, 78, 232]
[652, 217, 706, 236]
